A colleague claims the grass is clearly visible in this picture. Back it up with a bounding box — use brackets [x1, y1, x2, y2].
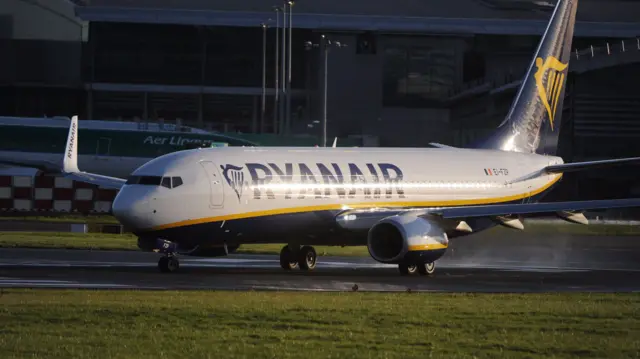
[0, 232, 369, 256]
[1, 214, 639, 236]
[0, 214, 638, 256]
[0, 232, 138, 251]
[0, 215, 118, 224]
[0, 290, 638, 359]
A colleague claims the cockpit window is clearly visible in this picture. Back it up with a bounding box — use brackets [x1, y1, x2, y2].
[126, 175, 184, 189]
[161, 177, 171, 188]
[139, 176, 162, 185]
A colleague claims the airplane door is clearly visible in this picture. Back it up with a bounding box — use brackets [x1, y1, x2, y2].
[199, 161, 224, 208]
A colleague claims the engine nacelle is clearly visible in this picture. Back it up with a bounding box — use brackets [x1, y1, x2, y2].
[367, 215, 449, 264]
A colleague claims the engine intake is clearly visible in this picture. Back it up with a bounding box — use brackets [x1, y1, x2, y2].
[367, 215, 448, 264]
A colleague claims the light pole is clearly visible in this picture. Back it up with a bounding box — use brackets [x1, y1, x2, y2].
[279, 2, 288, 134]
[272, 6, 282, 134]
[285, 0, 294, 134]
[260, 23, 267, 133]
[305, 35, 346, 147]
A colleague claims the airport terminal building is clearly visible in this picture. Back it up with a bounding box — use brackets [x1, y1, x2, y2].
[1, 0, 640, 200]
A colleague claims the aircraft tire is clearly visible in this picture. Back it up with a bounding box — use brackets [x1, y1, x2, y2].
[417, 262, 436, 276]
[297, 245, 317, 271]
[279, 245, 299, 270]
[398, 262, 418, 275]
[158, 256, 180, 273]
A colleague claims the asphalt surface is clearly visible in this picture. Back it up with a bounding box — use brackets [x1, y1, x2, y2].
[1, 233, 640, 292]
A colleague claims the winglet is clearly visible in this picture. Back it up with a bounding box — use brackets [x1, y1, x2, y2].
[332, 137, 338, 148]
[63, 115, 79, 173]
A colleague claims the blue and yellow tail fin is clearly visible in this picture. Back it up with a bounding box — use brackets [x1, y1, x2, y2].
[477, 0, 578, 155]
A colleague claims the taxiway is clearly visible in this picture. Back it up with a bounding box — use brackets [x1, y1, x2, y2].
[1, 236, 639, 292]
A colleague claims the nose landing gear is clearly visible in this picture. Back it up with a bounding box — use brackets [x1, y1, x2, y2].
[158, 255, 180, 273]
[279, 245, 317, 271]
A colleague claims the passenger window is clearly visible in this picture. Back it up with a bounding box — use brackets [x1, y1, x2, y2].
[161, 177, 171, 188]
[172, 177, 183, 188]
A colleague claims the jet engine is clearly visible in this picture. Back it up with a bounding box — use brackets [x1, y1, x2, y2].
[367, 214, 449, 264]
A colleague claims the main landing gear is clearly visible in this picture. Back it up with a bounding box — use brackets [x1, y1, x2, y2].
[280, 245, 317, 271]
[398, 261, 436, 276]
[158, 255, 180, 273]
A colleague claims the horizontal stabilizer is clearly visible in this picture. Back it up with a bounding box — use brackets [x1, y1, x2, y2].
[508, 156, 640, 184]
[544, 157, 640, 174]
[432, 198, 640, 219]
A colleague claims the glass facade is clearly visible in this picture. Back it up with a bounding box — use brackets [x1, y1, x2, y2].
[383, 44, 457, 107]
[90, 23, 308, 89]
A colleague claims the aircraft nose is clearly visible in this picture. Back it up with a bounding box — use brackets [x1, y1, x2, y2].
[111, 189, 150, 230]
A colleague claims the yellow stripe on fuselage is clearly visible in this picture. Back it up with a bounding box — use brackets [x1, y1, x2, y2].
[148, 174, 563, 232]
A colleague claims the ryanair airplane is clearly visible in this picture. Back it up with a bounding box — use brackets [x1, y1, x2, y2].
[58, 0, 640, 275]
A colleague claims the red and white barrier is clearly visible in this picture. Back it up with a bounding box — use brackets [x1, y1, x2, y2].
[0, 175, 118, 213]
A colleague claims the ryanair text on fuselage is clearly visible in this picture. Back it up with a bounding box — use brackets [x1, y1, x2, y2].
[220, 162, 406, 201]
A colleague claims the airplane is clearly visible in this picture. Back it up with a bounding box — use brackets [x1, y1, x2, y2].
[0, 116, 258, 178]
[54, 0, 640, 275]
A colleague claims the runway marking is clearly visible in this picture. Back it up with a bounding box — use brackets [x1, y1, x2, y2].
[2, 258, 639, 273]
[0, 277, 136, 288]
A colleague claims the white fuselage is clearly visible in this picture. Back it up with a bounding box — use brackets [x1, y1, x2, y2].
[111, 146, 564, 246]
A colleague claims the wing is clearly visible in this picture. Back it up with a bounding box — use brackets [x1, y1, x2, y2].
[0, 158, 61, 173]
[0, 116, 127, 189]
[336, 197, 640, 232]
[430, 198, 640, 219]
[60, 115, 126, 189]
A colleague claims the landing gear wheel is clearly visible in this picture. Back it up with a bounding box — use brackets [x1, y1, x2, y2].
[398, 262, 418, 276]
[297, 245, 317, 271]
[158, 256, 179, 273]
[279, 245, 299, 270]
[417, 262, 436, 276]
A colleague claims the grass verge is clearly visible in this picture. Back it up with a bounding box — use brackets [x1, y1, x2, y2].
[1, 214, 639, 236]
[0, 215, 118, 224]
[0, 232, 369, 256]
[0, 290, 638, 359]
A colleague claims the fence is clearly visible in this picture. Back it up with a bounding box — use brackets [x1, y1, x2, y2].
[0, 175, 118, 214]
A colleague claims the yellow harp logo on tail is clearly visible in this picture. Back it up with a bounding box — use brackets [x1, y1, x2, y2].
[534, 56, 568, 131]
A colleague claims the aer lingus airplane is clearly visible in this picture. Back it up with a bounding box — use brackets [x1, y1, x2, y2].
[56, 0, 640, 275]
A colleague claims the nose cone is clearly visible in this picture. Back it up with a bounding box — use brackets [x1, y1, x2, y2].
[112, 189, 150, 231]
